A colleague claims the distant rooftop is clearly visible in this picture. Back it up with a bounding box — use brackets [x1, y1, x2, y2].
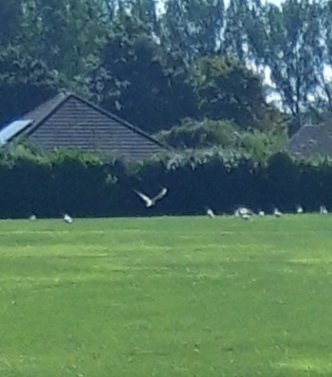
[0, 92, 168, 160]
[288, 124, 332, 158]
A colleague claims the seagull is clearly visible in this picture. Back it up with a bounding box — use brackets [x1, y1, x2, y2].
[63, 213, 73, 224]
[134, 188, 168, 208]
[320, 205, 328, 214]
[258, 210, 265, 217]
[29, 214, 37, 221]
[296, 205, 304, 214]
[235, 207, 254, 220]
[273, 208, 283, 217]
[240, 213, 252, 221]
[206, 208, 216, 219]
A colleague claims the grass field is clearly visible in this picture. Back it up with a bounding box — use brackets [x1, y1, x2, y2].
[0, 215, 332, 377]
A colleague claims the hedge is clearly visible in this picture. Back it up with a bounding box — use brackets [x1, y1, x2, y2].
[0, 147, 332, 218]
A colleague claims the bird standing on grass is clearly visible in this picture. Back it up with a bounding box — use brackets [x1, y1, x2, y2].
[240, 213, 252, 221]
[63, 213, 73, 224]
[320, 205, 328, 214]
[296, 205, 304, 214]
[235, 207, 254, 220]
[273, 208, 283, 217]
[206, 208, 216, 219]
[134, 188, 168, 207]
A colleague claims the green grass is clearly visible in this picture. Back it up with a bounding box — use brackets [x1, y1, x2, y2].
[0, 215, 332, 377]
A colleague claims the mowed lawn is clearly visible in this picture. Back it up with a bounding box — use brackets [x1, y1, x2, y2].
[0, 216, 332, 377]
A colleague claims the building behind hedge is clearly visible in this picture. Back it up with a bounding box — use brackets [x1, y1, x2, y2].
[288, 124, 332, 158]
[0, 91, 167, 160]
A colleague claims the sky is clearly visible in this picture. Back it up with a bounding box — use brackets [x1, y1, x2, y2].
[224, 0, 285, 7]
[157, 0, 285, 16]
[266, 0, 284, 5]
[258, 0, 284, 6]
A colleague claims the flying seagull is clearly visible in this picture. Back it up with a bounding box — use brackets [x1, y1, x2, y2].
[134, 188, 168, 207]
[63, 213, 74, 224]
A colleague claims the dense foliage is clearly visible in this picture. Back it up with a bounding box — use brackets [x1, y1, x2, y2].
[0, 147, 331, 218]
[1, 0, 332, 217]
[1, 0, 332, 135]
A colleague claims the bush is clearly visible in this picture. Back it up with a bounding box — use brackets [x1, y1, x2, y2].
[0, 146, 332, 218]
[154, 118, 238, 149]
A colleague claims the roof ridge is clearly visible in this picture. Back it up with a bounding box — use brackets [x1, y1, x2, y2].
[24, 92, 70, 136]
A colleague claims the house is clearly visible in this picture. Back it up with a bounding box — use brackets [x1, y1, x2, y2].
[0, 91, 168, 160]
[287, 124, 332, 158]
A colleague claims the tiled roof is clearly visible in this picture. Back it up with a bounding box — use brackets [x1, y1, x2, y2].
[288, 124, 332, 158]
[2, 92, 168, 160]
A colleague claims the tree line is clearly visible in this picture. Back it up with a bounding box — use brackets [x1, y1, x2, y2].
[2, 0, 332, 217]
[1, 0, 332, 145]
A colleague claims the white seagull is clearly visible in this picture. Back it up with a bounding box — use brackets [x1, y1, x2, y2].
[29, 214, 37, 221]
[63, 213, 74, 224]
[320, 205, 328, 215]
[206, 208, 216, 219]
[235, 207, 254, 220]
[273, 208, 283, 217]
[258, 210, 265, 217]
[134, 188, 168, 208]
[241, 213, 252, 221]
[296, 205, 304, 214]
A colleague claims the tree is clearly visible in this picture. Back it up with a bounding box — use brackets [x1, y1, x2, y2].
[222, 0, 251, 60]
[0, 45, 60, 126]
[317, 0, 332, 111]
[190, 55, 282, 131]
[155, 118, 238, 149]
[245, 1, 323, 119]
[0, 0, 22, 48]
[160, 0, 225, 64]
[92, 12, 197, 132]
[0, 0, 108, 124]
[18, 0, 106, 82]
